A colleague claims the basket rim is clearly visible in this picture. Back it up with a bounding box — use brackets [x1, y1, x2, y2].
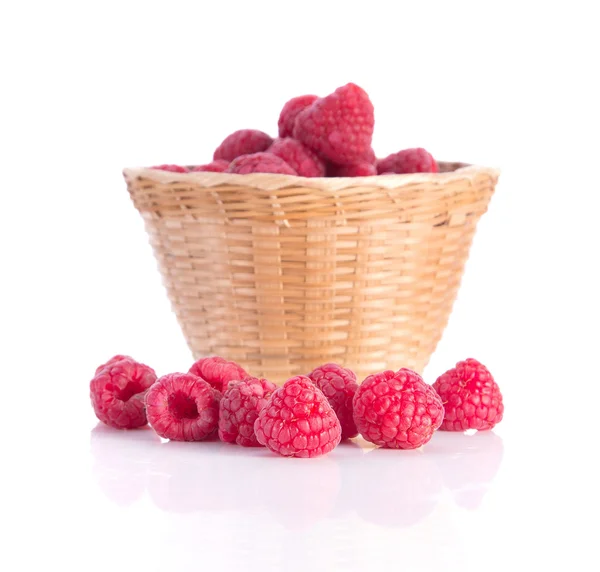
[123, 162, 500, 192]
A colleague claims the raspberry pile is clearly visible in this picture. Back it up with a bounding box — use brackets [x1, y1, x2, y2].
[90, 354, 503, 458]
[149, 82, 437, 177]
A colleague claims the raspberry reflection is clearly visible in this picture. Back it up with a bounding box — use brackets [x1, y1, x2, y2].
[90, 423, 160, 506]
[431, 430, 504, 509]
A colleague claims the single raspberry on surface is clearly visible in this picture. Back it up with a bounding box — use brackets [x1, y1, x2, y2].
[268, 138, 326, 177]
[278, 94, 319, 138]
[90, 357, 157, 429]
[227, 152, 297, 175]
[307, 363, 359, 439]
[293, 83, 374, 165]
[432, 358, 504, 431]
[254, 375, 342, 458]
[376, 148, 438, 174]
[353, 368, 444, 449]
[327, 162, 377, 177]
[146, 373, 220, 441]
[219, 377, 277, 447]
[94, 354, 133, 375]
[188, 356, 249, 393]
[190, 160, 229, 172]
[213, 129, 273, 162]
[150, 164, 189, 173]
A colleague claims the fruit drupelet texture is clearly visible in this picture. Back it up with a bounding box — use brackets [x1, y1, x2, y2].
[188, 356, 249, 394]
[307, 363, 359, 439]
[146, 372, 221, 441]
[254, 376, 342, 458]
[213, 129, 273, 162]
[90, 356, 157, 429]
[219, 377, 277, 447]
[432, 358, 504, 431]
[353, 368, 444, 449]
[293, 83, 375, 166]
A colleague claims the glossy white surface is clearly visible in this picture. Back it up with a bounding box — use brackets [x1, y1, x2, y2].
[4, 390, 597, 572]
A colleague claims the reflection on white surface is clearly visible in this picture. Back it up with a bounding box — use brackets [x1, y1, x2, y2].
[430, 431, 504, 510]
[86, 425, 511, 570]
[91, 425, 160, 506]
[90, 425, 503, 528]
[6, 410, 593, 572]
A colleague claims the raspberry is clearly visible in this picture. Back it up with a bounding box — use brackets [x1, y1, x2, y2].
[365, 147, 377, 164]
[353, 368, 444, 449]
[151, 164, 189, 173]
[227, 152, 297, 175]
[327, 162, 377, 177]
[277, 94, 319, 138]
[293, 83, 374, 165]
[94, 354, 133, 375]
[307, 363, 359, 439]
[376, 148, 438, 174]
[188, 356, 249, 393]
[432, 358, 504, 431]
[254, 376, 342, 458]
[218, 377, 277, 446]
[213, 129, 273, 162]
[145, 373, 220, 441]
[90, 357, 157, 429]
[268, 138, 326, 177]
[190, 160, 229, 172]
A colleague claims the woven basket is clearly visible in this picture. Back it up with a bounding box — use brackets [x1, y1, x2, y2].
[124, 163, 498, 383]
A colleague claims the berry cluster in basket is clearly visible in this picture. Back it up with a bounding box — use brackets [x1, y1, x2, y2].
[90, 355, 503, 458]
[150, 83, 437, 177]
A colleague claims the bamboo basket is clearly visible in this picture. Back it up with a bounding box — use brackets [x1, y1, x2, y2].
[124, 163, 498, 383]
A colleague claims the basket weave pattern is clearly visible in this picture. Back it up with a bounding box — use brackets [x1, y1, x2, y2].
[124, 163, 498, 382]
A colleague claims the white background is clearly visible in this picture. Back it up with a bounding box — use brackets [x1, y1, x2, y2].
[1, 1, 599, 571]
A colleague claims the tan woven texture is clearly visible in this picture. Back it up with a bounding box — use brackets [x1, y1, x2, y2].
[124, 163, 499, 383]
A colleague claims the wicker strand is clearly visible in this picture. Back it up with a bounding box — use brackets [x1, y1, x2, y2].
[124, 163, 498, 383]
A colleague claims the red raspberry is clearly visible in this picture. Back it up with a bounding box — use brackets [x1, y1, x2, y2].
[151, 164, 189, 173]
[353, 369, 444, 449]
[218, 377, 277, 446]
[293, 83, 374, 165]
[188, 356, 249, 393]
[146, 373, 220, 441]
[278, 94, 319, 138]
[268, 138, 326, 177]
[365, 147, 377, 164]
[307, 363, 359, 439]
[227, 152, 297, 175]
[376, 148, 438, 174]
[327, 162, 377, 177]
[213, 129, 273, 162]
[254, 376, 342, 458]
[190, 160, 229, 172]
[90, 357, 157, 429]
[94, 354, 133, 375]
[432, 358, 504, 431]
